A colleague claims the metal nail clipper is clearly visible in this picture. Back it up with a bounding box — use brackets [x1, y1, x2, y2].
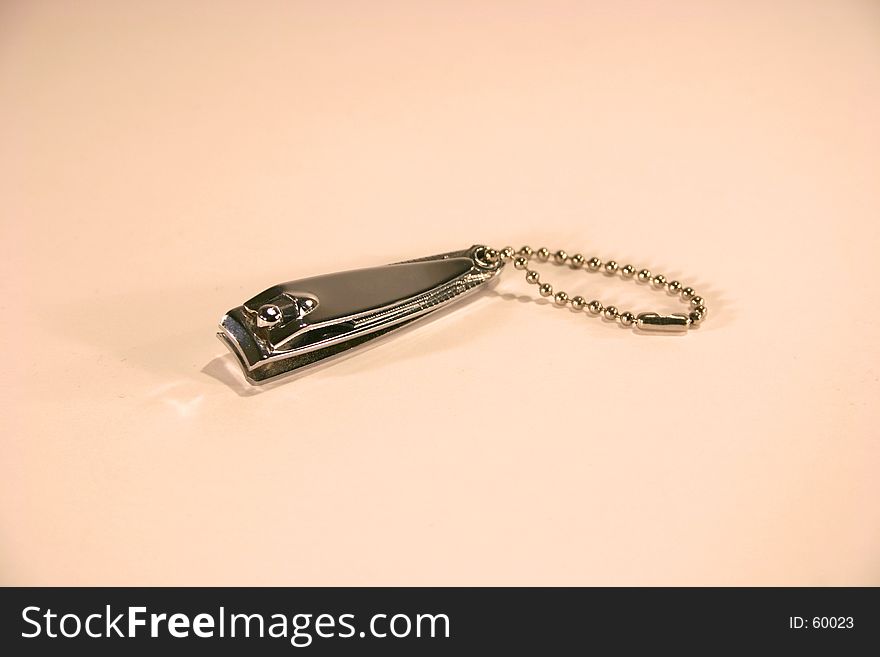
[218, 245, 503, 384]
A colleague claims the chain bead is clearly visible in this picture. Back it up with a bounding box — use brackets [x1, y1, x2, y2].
[603, 306, 619, 320]
[570, 254, 585, 269]
[536, 247, 550, 261]
[554, 291, 569, 306]
[637, 269, 652, 282]
[695, 305, 708, 316]
[652, 274, 667, 288]
[667, 280, 682, 294]
[682, 287, 696, 300]
[500, 246, 515, 261]
[619, 312, 635, 326]
[513, 256, 529, 270]
[588, 300, 604, 314]
[571, 295, 586, 310]
[689, 310, 704, 325]
[539, 283, 554, 297]
[519, 246, 533, 257]
[621, 264, 636, 278]
[554, 250, 568, 264]
[604, 260, 619, 275]
[587, 257, 602, 270]
[525, 270, 540, 284]
[690, 296, 704, 307]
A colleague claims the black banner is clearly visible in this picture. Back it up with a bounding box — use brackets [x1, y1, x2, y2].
[1, 587, 875, 654]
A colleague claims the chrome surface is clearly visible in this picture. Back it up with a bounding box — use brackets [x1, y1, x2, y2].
[218, 245, 503, 383]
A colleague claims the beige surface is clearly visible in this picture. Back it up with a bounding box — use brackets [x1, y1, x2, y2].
[2, 0, 879, 585]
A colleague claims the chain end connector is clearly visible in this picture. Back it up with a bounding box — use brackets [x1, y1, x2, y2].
[635, 312, 691, 333]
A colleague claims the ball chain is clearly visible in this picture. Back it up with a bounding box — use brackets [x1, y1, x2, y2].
[484, 246, 707, 328]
